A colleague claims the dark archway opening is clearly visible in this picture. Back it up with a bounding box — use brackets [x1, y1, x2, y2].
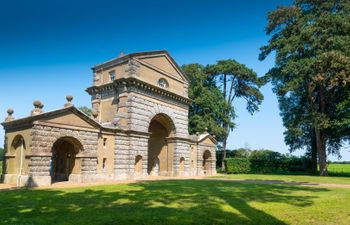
[51, 137, 81, 182]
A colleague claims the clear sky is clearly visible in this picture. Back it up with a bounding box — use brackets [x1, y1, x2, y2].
[0, 0, 349, 160]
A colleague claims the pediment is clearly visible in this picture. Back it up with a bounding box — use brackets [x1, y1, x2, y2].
[198, 134, 217, 146]
[38, 107, 100, 129]
[136, 54, 188, 84]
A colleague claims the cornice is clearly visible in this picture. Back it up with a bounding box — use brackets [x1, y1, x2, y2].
[86, 77, 192, 108]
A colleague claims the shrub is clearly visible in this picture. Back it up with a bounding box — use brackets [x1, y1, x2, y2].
[224, 158, 251, 174]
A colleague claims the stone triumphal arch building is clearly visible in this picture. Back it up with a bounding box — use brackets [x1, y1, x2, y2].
[2, 50, 217, 186]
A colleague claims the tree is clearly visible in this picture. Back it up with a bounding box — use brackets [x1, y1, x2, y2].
[206, 60, 264, 169]
[260, 0, 350, 175]
[182, 64, 232, 142]
[78, 106, 92, 117]
[0, 147, 3, 160]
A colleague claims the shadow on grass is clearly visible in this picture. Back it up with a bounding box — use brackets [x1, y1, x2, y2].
[0, 180, 329, 225]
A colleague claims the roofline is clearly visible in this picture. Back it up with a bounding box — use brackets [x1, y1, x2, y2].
[91, 50, 189, 82]
[1, 106, 101, 129]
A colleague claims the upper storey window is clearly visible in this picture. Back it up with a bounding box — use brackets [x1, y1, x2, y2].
[158, 78, 169, 89]
[109, 70, 116, 81]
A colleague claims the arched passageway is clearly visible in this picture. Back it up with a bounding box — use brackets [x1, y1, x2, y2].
[147, 113, 175, 176]
[203, 150, 212, 175]
[51, 137, 82, 182]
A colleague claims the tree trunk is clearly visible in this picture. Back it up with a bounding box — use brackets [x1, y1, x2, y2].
[315, 127, 328, 176]
[221, 73, 228, 171]
[310, 129, 318, 174]
[317, 85, 328, 176]
[221, 134, 227, 170]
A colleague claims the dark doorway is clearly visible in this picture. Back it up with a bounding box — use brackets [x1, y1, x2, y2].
[51, 138, 80, 182]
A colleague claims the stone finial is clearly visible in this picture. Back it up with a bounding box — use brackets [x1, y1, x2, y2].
[125, 59, 140, 77]
[5, 108, 14, 122]
[118, 51, 125, 57]
[64, 95, 74, 107]
[31, 100, 43, 116]
[205, 127, 208, 133]
[92, 109, 99, 120]
[196, 132, 199, 136]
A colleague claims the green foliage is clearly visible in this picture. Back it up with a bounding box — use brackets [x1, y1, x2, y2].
[78, 106, 92, 117]
[205, 60, 264, 168]
[224, 158, 251, 174]
[182, 64, 231, 142]
[219, 148, 312, 174]
[0, 147, 3, 160]
[216, 148, 251, 167]
[260, 0, 350, 174]
[0, 147, 3, 175]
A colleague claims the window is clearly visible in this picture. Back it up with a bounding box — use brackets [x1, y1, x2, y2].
[102, 158, 107, 171]
[158, 78, 169, 88]
[109, 70, 115, 81]
[103, 138, 107, 149]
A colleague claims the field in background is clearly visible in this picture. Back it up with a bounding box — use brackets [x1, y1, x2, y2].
[328, 163, 350, 175]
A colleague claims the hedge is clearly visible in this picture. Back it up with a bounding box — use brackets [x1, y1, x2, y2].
[224, 158, 251, 174]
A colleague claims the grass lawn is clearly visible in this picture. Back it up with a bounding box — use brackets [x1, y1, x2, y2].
[214, 173, 350, 184]
[1, 179, 350, 225]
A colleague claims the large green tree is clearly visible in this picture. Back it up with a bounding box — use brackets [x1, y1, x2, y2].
[182, 64, 232, 143]
[206, 60, 264, 169]
[260, 0, 350, 175]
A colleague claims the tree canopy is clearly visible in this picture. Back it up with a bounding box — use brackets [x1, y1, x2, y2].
[206, 60, 264, 168]
[182, 64, 232, 143]
[260, 0, 350, 175]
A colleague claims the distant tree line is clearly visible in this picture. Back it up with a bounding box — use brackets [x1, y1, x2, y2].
[220, 148, 314, 174]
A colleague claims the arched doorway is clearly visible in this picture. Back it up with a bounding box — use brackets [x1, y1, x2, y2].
[203, 150, 212, 175]
[147, 114, 175, 176]
[51, 137, 82, 182]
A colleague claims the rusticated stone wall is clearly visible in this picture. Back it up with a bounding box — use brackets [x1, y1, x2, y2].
[197, 143, 217, 176]
[29, 123, 99, 185]
[172, 139, 190, 175]
[116, 92, 189, 137]
[113, 91, 191, 178]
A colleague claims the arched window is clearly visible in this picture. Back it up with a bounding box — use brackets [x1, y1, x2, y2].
[158, 78, 169, 88]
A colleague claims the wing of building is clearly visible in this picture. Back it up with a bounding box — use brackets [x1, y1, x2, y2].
[1, 50, 217, 186]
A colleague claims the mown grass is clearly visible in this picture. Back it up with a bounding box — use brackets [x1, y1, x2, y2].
[328, 163, 350, 176]
[1, 179, 350, 225]
[215, 173, 350, 184]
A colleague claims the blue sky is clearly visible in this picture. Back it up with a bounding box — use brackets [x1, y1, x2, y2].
[0, 0, 349, 160]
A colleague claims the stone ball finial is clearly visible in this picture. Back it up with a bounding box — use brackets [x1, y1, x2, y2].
[31, 100, 43, 116]
[5, 108, 14, 122]
[64, 95, 74, 107]
[92, 109, 99, 119]
[66, 95, 73, 102]
[7, 108, 14, 116]
[205, 127, 208, 132]
[33, 100, 42, 108]
[196, 132, 199, 136]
